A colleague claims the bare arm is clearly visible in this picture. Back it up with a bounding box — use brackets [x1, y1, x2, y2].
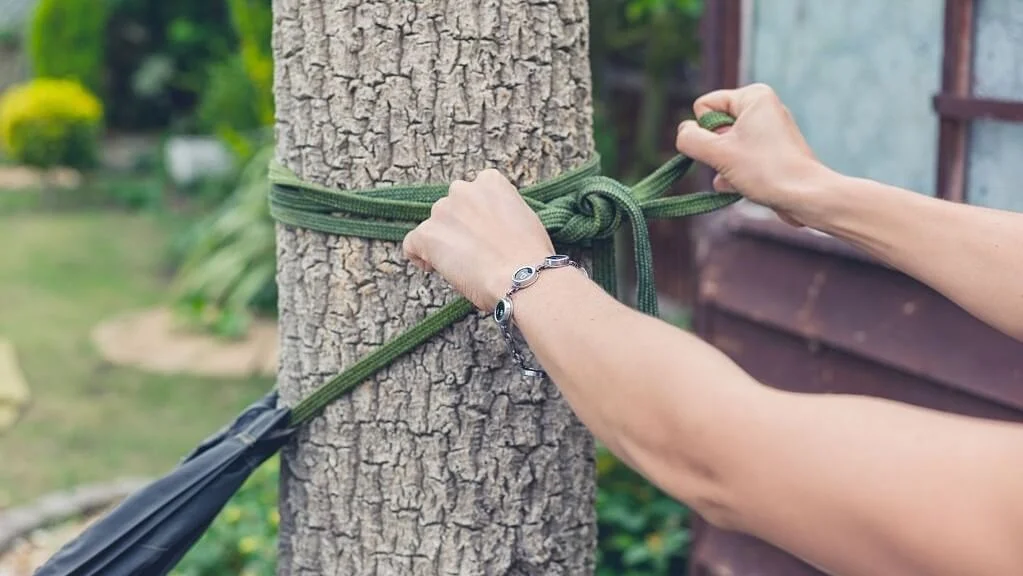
[815, 175, 1023, 340]
[510, 267, 1023, 576]
[676, 83, 1023, 341]
[402, 82, 1023, 576]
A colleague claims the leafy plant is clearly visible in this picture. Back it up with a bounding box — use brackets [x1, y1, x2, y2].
[0, 78, 103, 169]
[195, 56, 266, 148]
[226, 0, 273, 126]
[595, 444, 691, 575]
[102, 0, 235, 130]
[170, 142, 276, 339]
[196, 0, 273, 155]
[173, 456, 279, 576]
[590, 0, 703, 180]
[27, 0, 109, 94]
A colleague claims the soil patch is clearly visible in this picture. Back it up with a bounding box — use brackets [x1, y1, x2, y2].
[91, 307, 278, 378]
[0, 167, 80, 191]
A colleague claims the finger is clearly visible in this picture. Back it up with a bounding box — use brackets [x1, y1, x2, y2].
[448, 179, 471, 199]
[476, 168, 506, 185]
[693, 88, 741, 118]
[675, 119, 726, 167]
[408, 253, 433, 272]
[477, 169, 520, 202]
[401, 226, 433, 272]
[694, 83, 774, 119]
[712, 173, 734, 193]
[430, 196, 451, 218]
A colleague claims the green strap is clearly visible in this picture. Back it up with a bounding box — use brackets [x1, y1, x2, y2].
[276, 111, 738, 426]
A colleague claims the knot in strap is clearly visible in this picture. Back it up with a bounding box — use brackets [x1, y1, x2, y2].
[271, 110, 742, 426]
[541, 176, 629, 244]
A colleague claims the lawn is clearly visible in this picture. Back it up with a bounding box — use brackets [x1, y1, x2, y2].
[0, 199, 272, 506]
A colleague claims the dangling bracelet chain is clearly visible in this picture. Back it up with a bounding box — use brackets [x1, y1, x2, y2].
[492, 254, 587, 379]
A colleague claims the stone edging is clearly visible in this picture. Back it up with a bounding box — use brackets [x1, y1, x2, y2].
[0, 478, 148, 555]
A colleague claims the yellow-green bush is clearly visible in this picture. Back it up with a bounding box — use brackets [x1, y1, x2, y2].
[28, 0, 108, 94]
[0, 79, 103, 169]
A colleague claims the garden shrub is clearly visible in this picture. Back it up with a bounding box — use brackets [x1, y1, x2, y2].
[28, 0, 108, 94]
[0, 78, 103, 169]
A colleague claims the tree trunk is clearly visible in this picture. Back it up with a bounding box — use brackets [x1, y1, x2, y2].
[272, 1, 598, 574]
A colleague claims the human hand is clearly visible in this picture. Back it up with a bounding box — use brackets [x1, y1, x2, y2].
[402, 169, 555, 311]
[675, 83, 836, 227]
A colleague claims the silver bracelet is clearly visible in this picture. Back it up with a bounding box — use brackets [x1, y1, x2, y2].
[492, 254, 587, 379]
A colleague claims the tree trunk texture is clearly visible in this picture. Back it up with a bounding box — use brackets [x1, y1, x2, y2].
[272, 1, 597, 574]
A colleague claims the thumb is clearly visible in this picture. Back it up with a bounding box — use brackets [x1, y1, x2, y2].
[675, 120, 726, 169]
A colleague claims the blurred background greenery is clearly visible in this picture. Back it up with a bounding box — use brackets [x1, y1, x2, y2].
[0, 0, 705, 573]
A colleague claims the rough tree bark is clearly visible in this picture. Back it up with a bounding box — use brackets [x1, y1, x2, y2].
[272, 1, 598, 574]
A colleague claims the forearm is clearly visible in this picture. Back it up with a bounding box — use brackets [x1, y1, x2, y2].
[511, 268, 1023, 576]
[510, 266, 774, 522]
[812, 172, 1023, 340]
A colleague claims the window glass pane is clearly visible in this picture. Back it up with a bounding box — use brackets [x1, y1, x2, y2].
[972, 0, 1023, 101]
[967, 121, 1023, 212]
[967, 0, 1023, 212]
[745, 0, 944, 195]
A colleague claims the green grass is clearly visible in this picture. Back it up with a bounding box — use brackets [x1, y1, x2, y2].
[0, 205, 272, 506]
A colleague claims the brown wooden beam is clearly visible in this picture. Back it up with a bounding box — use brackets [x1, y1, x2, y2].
[698, 0, 743, 190]
[934, 93, 1023, 122]
[699, 0, 742, 93]
[934, 0, 975, 202]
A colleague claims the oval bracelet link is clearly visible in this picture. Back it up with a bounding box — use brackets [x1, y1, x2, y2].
[493, 254, 586, 379]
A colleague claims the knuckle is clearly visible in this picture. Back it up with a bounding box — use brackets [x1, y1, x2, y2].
[747, 82, 774, 95]
[415, 220, 442, 245]
[403, 226, 425, 254]
[430, 196, 451, 218]
[448, 180, 471, 197]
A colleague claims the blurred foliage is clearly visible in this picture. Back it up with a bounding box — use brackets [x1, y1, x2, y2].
[104, 173, 165, 211]
[590, 0, 703, 180]
[596, 444, 691, 574]
[27, 0, 108, 94]
[102, 0, 234, 130]
[0, 29, 20, 49]
[170, 0, 275, 338]
[0, 78, 103, 169]
[195, 0, 274, 158]
[173, 457, 279, 576]
[170, 141, 276, 340]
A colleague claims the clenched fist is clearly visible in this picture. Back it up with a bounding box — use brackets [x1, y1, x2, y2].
[402, 169, 556, 311]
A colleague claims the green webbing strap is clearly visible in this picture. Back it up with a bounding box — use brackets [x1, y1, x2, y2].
[276, 111, 739, 426]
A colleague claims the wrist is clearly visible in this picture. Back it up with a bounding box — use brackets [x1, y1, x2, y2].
[489, 254, 587, 379]
[779, 163, 848, 231]
[483, 249, 558, 310]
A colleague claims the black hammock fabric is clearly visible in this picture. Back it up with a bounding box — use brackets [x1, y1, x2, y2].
[34, 391, 291, 576]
